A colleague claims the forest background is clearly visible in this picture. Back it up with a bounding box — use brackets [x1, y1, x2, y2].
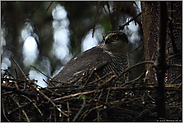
[1, 1, 182, 122]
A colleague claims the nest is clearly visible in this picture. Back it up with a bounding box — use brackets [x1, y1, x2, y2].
[1, 58, 182, 122]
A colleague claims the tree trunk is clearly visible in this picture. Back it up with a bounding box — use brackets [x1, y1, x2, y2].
[141, 1, 182, 119]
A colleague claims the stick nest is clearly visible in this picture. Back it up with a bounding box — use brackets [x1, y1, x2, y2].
[1, 66, 182, 122]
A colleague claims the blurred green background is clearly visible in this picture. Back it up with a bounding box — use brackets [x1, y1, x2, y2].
[1, 1, 143, 87]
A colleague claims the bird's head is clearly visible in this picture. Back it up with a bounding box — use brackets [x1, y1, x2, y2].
[99, 31, 129, 54]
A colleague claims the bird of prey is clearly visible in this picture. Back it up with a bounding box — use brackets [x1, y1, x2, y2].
[50, 31, 129, 87]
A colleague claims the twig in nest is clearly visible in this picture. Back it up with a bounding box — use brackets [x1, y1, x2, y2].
[43, 79, 55, 87]
[42, 86, 62, 96]
[11, 55, 28, 80]
[167, 64, 182, 68]
[2, 69, 15, 79]
[168, 2, 179, 53]
[21, 95, 43, 118]
[67, 101, 70, 122]
[100, 75, 116, 88]
[1, 91, 13, 96]
[166, 52, 181, 61]
[116, 107, 139, 116]
[134, 107, 155, 120]
[95, 73, 103, 87]
[82, 69, 95, 87]
[147, 91, 155, 102]
[2, 101, 10, 122]
[54, 89, 99, 101]
[107, 98, 126, 107]
[82, 105, 103, 121]
[36, 88, 69, 117]
[107, 85, 181, 91]
[1, 77, 37, 83]
[11, 96, 30, 122]
[105, 88, 110, 103]
[30, 65, 51, 79]
[94, 99, 110, 107]
[115, 61, 154, 81]
[8, 101, 32, 114]
[169, 73, 182, 84]
[120, 70, 145, 87]
[95, 73, 101, 80]
[88, 71, 114, 85]
[72, 95, 86, 122]
[47, 85, 80, 90]
[178, 83, 182, 89]
[2, 84, 36, 97]
[11, 55, 39, 96]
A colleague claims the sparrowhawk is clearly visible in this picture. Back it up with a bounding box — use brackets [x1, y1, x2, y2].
[50, 31, 129, 87]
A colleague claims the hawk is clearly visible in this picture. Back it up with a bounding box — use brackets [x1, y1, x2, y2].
[50, 31, 129, 87]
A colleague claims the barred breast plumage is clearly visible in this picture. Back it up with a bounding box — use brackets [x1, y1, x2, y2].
[50, 31, 129, 87]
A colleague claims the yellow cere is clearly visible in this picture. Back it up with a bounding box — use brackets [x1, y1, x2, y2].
[105, 36, 109, 40]
[103, 35, 109, 42]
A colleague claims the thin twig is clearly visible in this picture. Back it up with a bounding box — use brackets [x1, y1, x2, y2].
[12, 97, 30, 122]
[135, 107, 155, 120]
[147, 91, 155, 102]
[36, 88, 69, 117]
[120, 71, 145, 87]
[130, 42, 144, 54]
[67, 101, 70, 122]
[118, 12, 142, 30]
[115, 107, 139, 116]
[21, 95, 43, 118]
[115, 61, 154, 81]
[2, 69, 15, 79]
[54, 89, 99, 101]
[168, 2, 178, 53]
[11, 55, 39, 96]
[42, 86, 62, 96]
[2, 84, 36, 97]
[178, 83, 182, 89]
[101, 75, 116, 88]
[8, 101, 32, 114]
[2, 101, 10, 122]
[82, 105, 103, 120]
[107, 85, 181, 91]
[30, 65, 51, 79]
[72, 95, 86, 121]
[167, 64, 182, 68]
[11, 55, 28, 80]
[1, 77, 37, 83]
[170, 73, 182, 84]
[107, 98, 126, 106]
[92, 2, 101, 38]
[106, 88, 110, 103]
[88, 71, 114, 85]
[42, 1, 53, 19]
[166, 52, 181, 61]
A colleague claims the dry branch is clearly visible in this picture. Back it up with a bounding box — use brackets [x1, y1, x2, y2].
[2, 84, 36, 97]
[54, 89, 99, 101]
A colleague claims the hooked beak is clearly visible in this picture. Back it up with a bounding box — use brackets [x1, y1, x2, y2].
[104, 36, 110, 44]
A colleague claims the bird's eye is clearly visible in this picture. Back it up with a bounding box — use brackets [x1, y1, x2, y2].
[112, 35, 118, 40]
